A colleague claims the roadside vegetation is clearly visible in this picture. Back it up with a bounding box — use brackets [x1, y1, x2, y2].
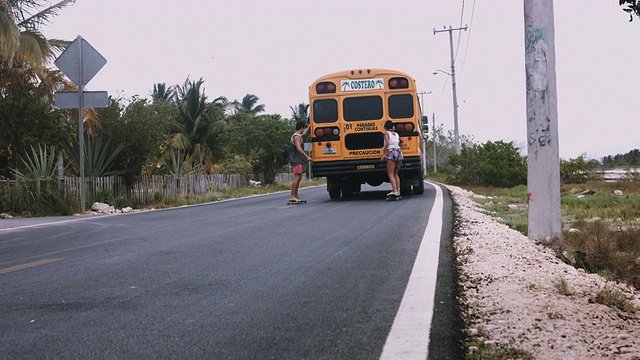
[431, 148, 640, 359]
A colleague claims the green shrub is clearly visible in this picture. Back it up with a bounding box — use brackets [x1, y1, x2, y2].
[448, 141, 526, 188]
[560, 154, 601, 184]
[0, 180, 78, 216]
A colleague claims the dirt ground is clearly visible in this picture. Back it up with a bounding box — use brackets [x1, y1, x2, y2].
[448, 185, 640, 359]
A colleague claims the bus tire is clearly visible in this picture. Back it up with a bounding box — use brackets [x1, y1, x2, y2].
[400, 183, 411, 196]
[414, 180, 425, 195]
[329, 187, 341, 199]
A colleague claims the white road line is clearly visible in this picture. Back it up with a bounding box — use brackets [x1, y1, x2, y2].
[380, 182, 443, 360]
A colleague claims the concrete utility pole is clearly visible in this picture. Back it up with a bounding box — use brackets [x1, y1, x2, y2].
[434, 25, 467, 154]
[524, 0, 562, 244]
[418, 90, 431, 176]
[432, 113, 437, 172]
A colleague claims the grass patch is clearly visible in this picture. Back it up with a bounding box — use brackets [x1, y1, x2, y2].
[143, 178, 325, 209]
[553, 277, 574, 296]
[594, 288, 638, 313]
[466, 181, 640, 289]
[465, 339, 534, 360]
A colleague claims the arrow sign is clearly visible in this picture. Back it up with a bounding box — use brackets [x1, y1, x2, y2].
[54, 35, 106, 87]
[54, 91, 108, 109]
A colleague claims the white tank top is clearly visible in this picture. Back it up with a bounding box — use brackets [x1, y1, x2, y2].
[387, 131, 400, 150]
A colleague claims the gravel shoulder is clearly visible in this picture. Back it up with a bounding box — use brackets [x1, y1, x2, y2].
[448, 185, 640, 359]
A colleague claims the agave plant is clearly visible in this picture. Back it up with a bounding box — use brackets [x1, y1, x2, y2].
[10, 144, 59, 179]
[64, 134, 124, 177]
[159, 149, 196, 176]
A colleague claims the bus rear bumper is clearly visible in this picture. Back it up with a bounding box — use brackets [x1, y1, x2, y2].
[311, 156, 422, 179]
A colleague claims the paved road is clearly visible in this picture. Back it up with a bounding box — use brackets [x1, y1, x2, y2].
[0, 182, 459, 359]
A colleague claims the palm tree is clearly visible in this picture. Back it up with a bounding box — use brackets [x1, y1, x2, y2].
[170, 77, 228, 171]
[0, 0, 99, 133]
[150, 82, 175, 102]
[0, 0, 76, 93]
[232, 93, 265, 115]
[290, 103, 309, 122]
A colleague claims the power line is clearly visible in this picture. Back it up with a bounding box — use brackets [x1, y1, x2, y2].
[457, 0, 476, 81]
[455, 0, 466, 62]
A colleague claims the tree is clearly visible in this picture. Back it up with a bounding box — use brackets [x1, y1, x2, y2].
[601, 148, 640, 167]
[0, 0, 76, 93]
[449, 140, 527, 188]
[150, 82, 175, 102]
[170, 77, 230, 172]
[97, 96, 177, 184]
[425, 123, 475, 172]
[290, 103, 309, 122]
[620, 0, 640, 21]
[171, 77, 213, 170]
[232, 93, 265, 115]
[560, 154, 600, 184]
[221, 115, 295, 184]
[0, 81, 75, 176]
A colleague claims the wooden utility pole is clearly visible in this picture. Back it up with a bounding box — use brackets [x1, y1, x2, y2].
[524, 0, 562, 243]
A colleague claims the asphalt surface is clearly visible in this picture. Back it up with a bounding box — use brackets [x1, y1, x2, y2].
[0, 182, 461, 359]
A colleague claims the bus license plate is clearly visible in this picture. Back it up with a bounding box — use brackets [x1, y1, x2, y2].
[357, 165, 375, 170]
[322, 148, 337, 154]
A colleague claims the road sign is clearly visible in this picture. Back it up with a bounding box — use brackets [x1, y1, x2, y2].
[54, 91, 108, 109]
[54, 36, 106, 87]
[53, 35, 108, 214]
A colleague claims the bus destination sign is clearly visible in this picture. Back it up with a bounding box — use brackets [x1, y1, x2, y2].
[341, 78, 384, 92]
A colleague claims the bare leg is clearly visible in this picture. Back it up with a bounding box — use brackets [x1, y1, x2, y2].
[386, 159, 397, 194]
[290, 173, 302, 200]
[393, 161, 402, 194]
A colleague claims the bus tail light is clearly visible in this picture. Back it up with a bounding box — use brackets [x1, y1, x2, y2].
[316, 82, 336, 94]
[388, 77, 409, 89]
[312, 126, 340, 141]
[393, 122, 418, 136]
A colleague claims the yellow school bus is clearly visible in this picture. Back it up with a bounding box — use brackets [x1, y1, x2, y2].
[309, 68, 427, 199]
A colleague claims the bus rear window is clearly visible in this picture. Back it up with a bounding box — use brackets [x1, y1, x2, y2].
[389, 94, 414, 119]
[313, 99, 338, 123]
[345, 132, 385, 150]
[343, 96, 383, 121]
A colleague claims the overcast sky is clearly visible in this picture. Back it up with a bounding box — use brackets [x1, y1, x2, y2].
[45, 0, 639, 160]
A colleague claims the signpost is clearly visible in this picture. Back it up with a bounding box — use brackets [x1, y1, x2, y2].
[54, 35, 108, 212]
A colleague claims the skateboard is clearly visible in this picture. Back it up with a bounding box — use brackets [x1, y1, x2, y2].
[386, 194, 402, 201]
[287, 199, 307, 205]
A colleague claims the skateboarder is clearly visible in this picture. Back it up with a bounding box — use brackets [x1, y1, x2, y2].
[289, 121, 311, 204]
[380, 120, 403, 200]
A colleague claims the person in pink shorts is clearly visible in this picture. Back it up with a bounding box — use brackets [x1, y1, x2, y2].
[289, 122, 311, 202]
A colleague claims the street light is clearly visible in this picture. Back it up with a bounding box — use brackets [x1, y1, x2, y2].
[433, 69, 461, 154]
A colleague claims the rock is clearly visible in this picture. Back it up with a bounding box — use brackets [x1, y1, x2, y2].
[578, 189, 597, 197]
[612, 189, 624, 196]
[90, 202, 116, 214]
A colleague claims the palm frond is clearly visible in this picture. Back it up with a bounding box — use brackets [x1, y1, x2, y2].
[15, 30, 47, 68]
[0, 7, 20, 63]
[16, 0, 76, 31]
